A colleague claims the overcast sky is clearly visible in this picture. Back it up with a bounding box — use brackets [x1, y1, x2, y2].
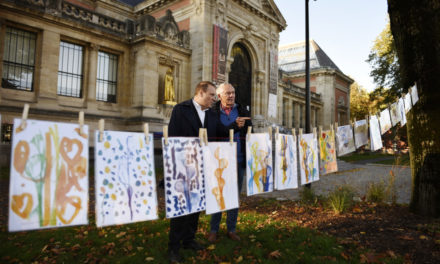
[274, 0, 389, 92]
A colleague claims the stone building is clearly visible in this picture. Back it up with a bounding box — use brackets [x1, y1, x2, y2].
[0, 0, 287, 149]
[279, 40, 354, 128]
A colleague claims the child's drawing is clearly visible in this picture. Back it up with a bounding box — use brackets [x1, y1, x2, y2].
[336, 125, 356, 156]
[275, 134, 298, 190]
[246, 133, 273, 196]
[319, 129, 338, 175]
[299, 133, 319, 185]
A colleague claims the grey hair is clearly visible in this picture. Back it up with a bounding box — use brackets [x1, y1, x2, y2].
[216, 83, 234, 96]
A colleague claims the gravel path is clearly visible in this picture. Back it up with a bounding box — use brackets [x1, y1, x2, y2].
[252, 160, 412, 204]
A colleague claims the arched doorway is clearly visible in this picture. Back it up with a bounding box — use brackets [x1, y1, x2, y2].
[228, 43, 252, 112]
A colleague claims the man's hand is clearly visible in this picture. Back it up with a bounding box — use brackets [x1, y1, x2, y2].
[235, 117, 251, 128]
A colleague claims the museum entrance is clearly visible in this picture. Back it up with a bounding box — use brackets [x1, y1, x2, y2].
[228, 43, 252, 113]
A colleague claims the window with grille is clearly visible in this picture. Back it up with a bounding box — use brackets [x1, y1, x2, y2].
[96, 51, 118, 103]
[57, 41, 83, 97]
[2, 27, 36, 91]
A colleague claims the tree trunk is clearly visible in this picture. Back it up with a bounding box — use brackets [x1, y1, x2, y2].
[387, 0, 440, 216]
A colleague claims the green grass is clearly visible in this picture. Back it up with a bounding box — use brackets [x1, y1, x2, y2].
[374, 155, 410, 166]
[0, 205, 400, 263]
[338, 152, 392, 162]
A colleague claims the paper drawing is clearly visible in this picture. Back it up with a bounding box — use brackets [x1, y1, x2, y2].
[336, 125, 356, 156]
[95, 131, 158, 227]
[354, 120, 369, 149]
[369, 115, 383, 151]
[319, 129, 338, 175]
[404, 93, 412, 113]
[299, 133, 319, 185]
[411, 86, 419, 105]
[162, 137, 205, 218]
[398, 98, 407, 126]
[379, 108, 392, 135]
[203, 142, 239, 214]
[246, 133, 273, 196]
[9, 118, 88, 232]
[274, 134, 298, 190]
[389, 102, 401, 127]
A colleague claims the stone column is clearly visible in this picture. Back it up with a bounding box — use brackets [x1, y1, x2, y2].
[287, 98, 293, 128]
[87, 44, 99, 102]
[294, 102, 300, 129]
[38, 30, 60, 99]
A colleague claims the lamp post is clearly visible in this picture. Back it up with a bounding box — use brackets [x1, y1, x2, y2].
[305, 0, 312, 188]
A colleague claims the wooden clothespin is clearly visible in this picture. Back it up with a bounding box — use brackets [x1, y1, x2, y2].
[143, 123, 149, 145]
[199, 128, 204, 146]
[78, 111, 84, 135]
[19, 103, 30, 131]
[335, 122, 339, 133]
[330, 124, 334, 133]
[313, 127, 317, 139]
[246, 126, 252, 141]
[229, 129, 234, 145]
[292, 128, 296, 141]
[319, 126, 322, 137]
[268, 126, 272, 141]
[163, 126, 168, 145]
[275, 127, 279, 140]
[299, 128, 303, 137]
[203, 128, 208, 146]
[98, 119, 105, 142]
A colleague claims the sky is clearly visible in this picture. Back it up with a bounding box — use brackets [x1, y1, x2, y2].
[273, 0, 389, 92]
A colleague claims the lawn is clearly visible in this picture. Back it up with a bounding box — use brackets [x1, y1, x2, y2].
[338, 152, 410, 166]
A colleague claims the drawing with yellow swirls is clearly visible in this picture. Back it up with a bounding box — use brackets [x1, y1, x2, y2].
[274, 134, 298, 190]
[299, 133, 319, 185]
[319, 130, 338, 175]
[246, 133, 273, 195]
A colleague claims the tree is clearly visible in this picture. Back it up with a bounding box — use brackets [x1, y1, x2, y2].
[367, 21, 403, 105]
[349, 82, 370, 120]
[387, 0, 440, 217]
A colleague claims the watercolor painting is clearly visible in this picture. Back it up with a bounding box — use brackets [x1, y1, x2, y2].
[354, 120, 369, 149]
[274, 134, 298, 190]
[398, 98, 407, 126]
[411, 86, 419, 105]
[319, 129, 338, 175]
[9, 118, 89, 232]
[389, 102, 401, 127]
[299, 133, 319, 185]
[246, 133, 273, 196]
[95, 131, 158, 227]
[336, 125, 356, 156]
[379, 108, 392, 135]
[162, 137, 205, 218]
[203, 142, 239, 214]
[369, 115, 383, 151]
[404, 93, 412, 113]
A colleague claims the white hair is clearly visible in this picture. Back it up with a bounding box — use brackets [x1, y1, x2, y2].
[216, 83, 233, 96]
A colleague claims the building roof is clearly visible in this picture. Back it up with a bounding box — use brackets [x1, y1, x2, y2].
[115, 0, 145, 7]
[278, 40, 340, 73]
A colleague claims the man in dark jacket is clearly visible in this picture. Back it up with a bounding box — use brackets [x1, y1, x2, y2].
[208, 83, 251, 243]
[167, 81, 224, 263]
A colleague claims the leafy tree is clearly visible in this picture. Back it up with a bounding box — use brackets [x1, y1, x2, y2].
[367, 21, 404, 106]
[349, 82, 370, 120]
[388, 0, 440, 217]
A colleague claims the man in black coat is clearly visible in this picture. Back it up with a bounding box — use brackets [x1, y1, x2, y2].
[167, 81, 224, 263]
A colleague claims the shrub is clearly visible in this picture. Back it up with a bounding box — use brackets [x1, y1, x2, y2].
[366, 181, 387, 203]
[299, 187, 319, 206]
[326, 186, 355, 214]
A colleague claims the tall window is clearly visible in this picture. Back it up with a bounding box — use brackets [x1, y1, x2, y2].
[2, 27, 36, 91]
[96, 51, 118, 103]
[291, 102, 296, 128]
[58, 41, 83, 97]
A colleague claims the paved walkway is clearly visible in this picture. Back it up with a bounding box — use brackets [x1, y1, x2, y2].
[253, 159, 412, 204]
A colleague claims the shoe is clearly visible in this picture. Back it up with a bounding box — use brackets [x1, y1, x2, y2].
[183, 240, 204, 251]
[168, 249, 182, 263]
[227, 231, 240, 241]
[207, 232, 217, 243]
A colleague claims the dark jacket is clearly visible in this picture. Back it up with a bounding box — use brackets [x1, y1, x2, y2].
[211, 101, 252, 162]
[168, 99, 229, 139]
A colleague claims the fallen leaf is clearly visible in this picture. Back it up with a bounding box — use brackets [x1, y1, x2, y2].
[268, 250, 282, 259]
[41, 245, 48, 252]
[207, 244, 215, 250]
[387, 250, 397, 259]
[145, 257, 154, 261]
[419, 235, 428, 240]
[398, 235, 414, 241]
[235, 256, 243, 263]
[116, 231, 126, 238]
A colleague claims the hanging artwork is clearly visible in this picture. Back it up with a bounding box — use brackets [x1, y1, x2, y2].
[379, 108, 392, 135]
[274, 134, 298, 190]
[95, 131, 158, 227]
[203, 142, 239, 215]
[319, 129, 338, 175]
[354, 120, 369, 149]
[398, 98, 407, 126]
[369, 115, 383, 151]
[336, 125, 356, 156]
[389, 102, 401, 127]
[162, 137, 205, 218]
[246, 133, 273, 196]
[9, 119, 89, 232]
[404, 93, 412, 113]
[411, 85, 419, 105]
[299, 133, 319, 185]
